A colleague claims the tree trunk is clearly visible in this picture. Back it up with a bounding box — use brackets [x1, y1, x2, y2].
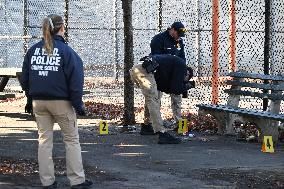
[122, 0, 135, 125]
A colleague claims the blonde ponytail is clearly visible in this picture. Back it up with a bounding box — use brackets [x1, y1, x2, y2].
[42, 14, 64, 55]
[42, 17, 54, 55]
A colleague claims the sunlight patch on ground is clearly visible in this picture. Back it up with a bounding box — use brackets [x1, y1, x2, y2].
[0, 182, 13, 186]
[113, 144, 148, 147]
[19, 138, 37, 141]
[113, 153, 148, 157]
[80, 142, 100, 145]
[0, 129, 34, 134]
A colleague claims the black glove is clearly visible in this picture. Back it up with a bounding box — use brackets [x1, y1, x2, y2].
[182, 81, 195, 98]
[187, 67, 194, 80]
[25, 97, 33, 115]
[186, 80, 195, 89]
[76, 106, 86, 116]
[140, 56, 151, 61]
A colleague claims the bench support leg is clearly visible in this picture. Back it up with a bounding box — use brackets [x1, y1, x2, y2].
[198, 109, 226, 134]
[257, 119, 279, 143]
[225, 113, 243, 135]
[242, 117, 279, 143]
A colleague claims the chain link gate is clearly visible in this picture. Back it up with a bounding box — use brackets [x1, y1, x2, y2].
[0, 0, 284, 121]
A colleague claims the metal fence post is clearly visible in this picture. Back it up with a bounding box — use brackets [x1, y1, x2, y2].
[158, 0, 162, 32]
[263, 0, 271, 111]
[3, 0, 8, 67]
[64, 0, 69, 42]
[23, 0, 28, 55]
[196, 0, 201, 78]
[122, 0, 135, 125]
[114, 0, 120, 80]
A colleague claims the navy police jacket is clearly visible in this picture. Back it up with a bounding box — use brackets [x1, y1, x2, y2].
[150, 30, 185, 61]
[21, 35, 84, 111]
[153, 54, 187, 95]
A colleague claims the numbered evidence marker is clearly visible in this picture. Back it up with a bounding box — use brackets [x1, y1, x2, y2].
[99, 121, 108, 135]
[261, 136, 274, 153]
[178, 119, 188, 134]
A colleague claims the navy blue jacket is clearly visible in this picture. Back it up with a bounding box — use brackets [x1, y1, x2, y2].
[150, 30, 186, 61]
[153, 55, 187, 95]
[21, 35, 84, 111]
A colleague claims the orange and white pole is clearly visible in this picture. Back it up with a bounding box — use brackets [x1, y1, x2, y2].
[211, 0, 220, 104]
[229, 0, 236, 72]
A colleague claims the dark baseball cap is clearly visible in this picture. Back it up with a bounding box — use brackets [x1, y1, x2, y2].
[171, 22, 187, 37]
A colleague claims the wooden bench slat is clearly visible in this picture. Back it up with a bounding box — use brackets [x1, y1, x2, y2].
[4, 93, 16, 98]
[224, 89, 284, 101]
[0, 93, 6, 100]
[229, 72, 284, 81]
[0, 92, 16, 99]
[83, 90, 91, 95]
[226, 80, 284, 91]
[196, 104, 284, 121]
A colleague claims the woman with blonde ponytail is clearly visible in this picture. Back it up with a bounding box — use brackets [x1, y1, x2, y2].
[21, 14, 93, 189]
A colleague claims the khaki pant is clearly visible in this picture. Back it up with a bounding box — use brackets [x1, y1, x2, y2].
[33, 100, 85, 186]
[170, 94, 182, 122]
[144, 94, 182, 124]
[130, 64, 165, 133]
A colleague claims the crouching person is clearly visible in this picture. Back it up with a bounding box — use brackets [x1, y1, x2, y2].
[20, 14, 92, 189]
[130, 54, 193, 144]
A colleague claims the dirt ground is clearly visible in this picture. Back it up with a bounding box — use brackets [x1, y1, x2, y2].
[0, 93, 284, 189]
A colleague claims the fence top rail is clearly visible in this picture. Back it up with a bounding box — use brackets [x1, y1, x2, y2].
[229, 71, 284, 81]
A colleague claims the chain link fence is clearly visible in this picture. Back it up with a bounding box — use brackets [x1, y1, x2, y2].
[0, 0, 284, 120]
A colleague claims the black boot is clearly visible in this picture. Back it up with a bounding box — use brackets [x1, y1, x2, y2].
[43, 181, 57, 189]
[140, 123, 155, 135]
[71, 180, 93, 189]
[158, 132, 181, 144]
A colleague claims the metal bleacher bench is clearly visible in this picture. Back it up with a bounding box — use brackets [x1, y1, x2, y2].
[0, 68, 22, 99]
[196, 71, 284, 142]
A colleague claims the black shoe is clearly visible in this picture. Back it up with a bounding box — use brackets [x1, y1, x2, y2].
[140, 123, 155, 135]
[158, 132, 181, 144]
[71, 180, 93, 189]
[43, 181, 57, 189]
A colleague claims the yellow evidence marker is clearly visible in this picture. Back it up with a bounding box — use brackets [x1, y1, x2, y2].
[261, 136, 274, 153]
[178, 119, 188, 134]
[99, 121, 108, 135]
